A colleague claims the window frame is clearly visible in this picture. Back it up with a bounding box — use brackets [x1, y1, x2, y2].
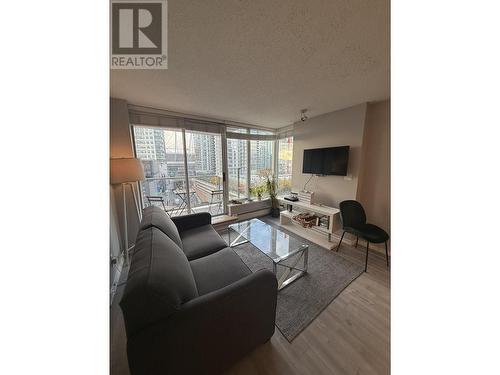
[130, 109, 291, 213]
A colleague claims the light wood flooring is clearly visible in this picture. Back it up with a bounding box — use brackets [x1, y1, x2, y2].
[110, 223, 390, 375]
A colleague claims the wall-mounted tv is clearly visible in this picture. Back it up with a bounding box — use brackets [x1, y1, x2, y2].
[302, 146, 349, 176]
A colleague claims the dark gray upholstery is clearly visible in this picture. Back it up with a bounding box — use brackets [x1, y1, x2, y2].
[120, 209, 278, 375]
[120, 227, 198, 337]
[140, 206, 183, 249]
[127, 269, 277, 375]
[190, 247, 252, 295]
[172, 212, 211, 232]
[346, 223, 389, 243]
[180, 224, 228, 261]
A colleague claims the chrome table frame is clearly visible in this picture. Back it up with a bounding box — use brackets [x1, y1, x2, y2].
[228, 222, 309, 291]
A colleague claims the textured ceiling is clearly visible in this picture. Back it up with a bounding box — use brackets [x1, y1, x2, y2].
[110, 0, 389, 128]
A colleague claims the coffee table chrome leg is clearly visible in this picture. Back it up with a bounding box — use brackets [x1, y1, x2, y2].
[279, 271, 305, 290]
[228, 224, 251, 247]
[276, 247, 308, 291]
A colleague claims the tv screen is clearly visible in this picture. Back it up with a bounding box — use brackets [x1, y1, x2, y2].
[302, 146, 349, 176]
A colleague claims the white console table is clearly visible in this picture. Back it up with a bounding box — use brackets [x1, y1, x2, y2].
[277, 197, 342, 250]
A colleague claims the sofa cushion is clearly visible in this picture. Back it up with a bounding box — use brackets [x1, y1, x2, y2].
[180, 224, 228, 261]
[189, 247, 252, 295]
[140, 206, 183, 249]
[120, 227, 198, 337]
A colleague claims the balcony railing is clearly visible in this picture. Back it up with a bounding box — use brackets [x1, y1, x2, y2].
[141, 170, 289, 216]
[141, 176, 224, 216]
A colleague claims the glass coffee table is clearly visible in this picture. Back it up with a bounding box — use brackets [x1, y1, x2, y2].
[228, 218, 309, 290]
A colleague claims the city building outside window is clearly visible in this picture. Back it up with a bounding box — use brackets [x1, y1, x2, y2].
[277, 136, 293, 194]
[227, 137, 248, 200]
[133, 122, 285, 212]
[249, 139, 273, 198]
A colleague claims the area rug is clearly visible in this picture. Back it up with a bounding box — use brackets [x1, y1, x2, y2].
[222, 217, 364, 342]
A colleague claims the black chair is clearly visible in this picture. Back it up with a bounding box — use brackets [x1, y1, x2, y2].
[337, 200, 389, 272]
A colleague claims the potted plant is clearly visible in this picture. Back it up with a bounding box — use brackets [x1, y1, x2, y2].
[265, 174, 280, 217]
[249, 185, 264, 200]
[257, 186, 264, 200]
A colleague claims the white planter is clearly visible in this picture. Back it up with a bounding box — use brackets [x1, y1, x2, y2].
[228, 199, 271, 216]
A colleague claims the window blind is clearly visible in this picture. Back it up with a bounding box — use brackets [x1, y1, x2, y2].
[128, 104, 288, 139]
[129, 106, 224, 134]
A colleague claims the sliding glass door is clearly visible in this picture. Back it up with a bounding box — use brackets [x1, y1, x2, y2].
[226, 138, 248, 200]
[277, 136, 293, 193]
[185, 130, 224, 215]
[250, 139, 273, 197]
[133, 126, 226, 217]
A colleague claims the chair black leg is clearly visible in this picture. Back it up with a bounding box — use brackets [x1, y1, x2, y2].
[337, 231, 345, 252]
[355, 236, 359, 248]
[385, 241, 389, 268]
[364, 241, 369, 272]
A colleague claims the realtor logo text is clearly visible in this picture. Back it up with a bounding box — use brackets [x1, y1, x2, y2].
[111, 0, 168, 69]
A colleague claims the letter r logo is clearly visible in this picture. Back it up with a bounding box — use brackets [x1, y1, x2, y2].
[112, 2, 162, 54]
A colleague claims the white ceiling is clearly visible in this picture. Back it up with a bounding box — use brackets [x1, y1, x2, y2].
[110, 0, 389, 128]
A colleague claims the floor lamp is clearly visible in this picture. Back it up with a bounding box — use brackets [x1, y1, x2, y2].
[111, 158, 145, 266]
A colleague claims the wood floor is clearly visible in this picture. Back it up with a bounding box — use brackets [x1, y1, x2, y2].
[110, 232, 390, 375]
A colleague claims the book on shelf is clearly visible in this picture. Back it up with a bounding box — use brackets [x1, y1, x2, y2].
[298, 190, 314, 204]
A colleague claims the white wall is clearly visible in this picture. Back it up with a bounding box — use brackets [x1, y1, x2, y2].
[291, 103, 367, 207]
[357, 100, 390, 236]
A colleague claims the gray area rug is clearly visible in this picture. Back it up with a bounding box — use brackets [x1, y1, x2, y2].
[222, 217, 364, 342]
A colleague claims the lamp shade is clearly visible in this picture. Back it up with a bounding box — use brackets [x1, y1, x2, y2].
[110, 158, 145, 184]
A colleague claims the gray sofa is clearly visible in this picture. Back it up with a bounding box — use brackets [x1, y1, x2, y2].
[120, 206, 278, 375]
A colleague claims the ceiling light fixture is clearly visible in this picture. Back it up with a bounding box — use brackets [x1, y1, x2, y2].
[300, 109, 308, 122]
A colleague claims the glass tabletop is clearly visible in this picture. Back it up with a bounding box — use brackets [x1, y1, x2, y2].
[228, 219, 308, 263]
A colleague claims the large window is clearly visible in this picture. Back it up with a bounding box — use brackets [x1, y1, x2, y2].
[185, 130, 224, 215]
[250, 139, 273, 196]
[135, 128, 190, 216]
[227, 138, 248, 200]
[134, 126, 225, 216]
[132, 117, 289, 215]
[277, 136, 293, 193]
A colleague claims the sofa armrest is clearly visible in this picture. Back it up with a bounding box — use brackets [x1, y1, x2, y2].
[180, 268, 277, 318]
[126, 269, 277, 375]
[171, 212, 212, 232]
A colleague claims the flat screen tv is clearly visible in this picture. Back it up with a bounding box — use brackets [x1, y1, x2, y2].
[302, 146, 349, 176]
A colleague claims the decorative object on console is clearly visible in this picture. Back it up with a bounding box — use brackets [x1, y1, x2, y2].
[318, 216, 329, 228]
[110, 157, 145, 266]
[284, 193, 299, 202]
[298, 190, 315, 204]
[293, 213, 319, 228]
